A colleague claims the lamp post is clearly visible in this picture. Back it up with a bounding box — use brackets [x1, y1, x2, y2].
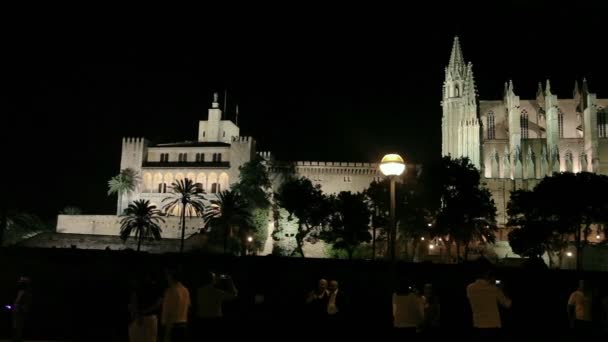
[379, 154, 406, 263]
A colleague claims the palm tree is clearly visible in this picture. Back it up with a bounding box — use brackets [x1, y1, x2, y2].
[108, 168, 141, 214]
[120, 199, 164, 252]
[163, 178, 206, 253]
[203, 190, 253, 255]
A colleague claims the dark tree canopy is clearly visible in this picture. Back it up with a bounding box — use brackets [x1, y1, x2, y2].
[322, 191, 372, 259]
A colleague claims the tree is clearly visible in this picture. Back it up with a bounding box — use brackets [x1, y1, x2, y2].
[509, 172, 608, 270]
[60, 206, 82, 215]
[108, 168, 141, 214]
[321, 192, 372, 259]
[275, 177, 331, 257]
[365, 176, 431, 261]
[162, 178, 206, 253]
[203, 190, 253, 255]
[119, 199, 164, 252]
[431, 156, 498, 261]
[232, 155, 272, 251]
[2, 211, 51, 246]
[232, 155, 272, 208]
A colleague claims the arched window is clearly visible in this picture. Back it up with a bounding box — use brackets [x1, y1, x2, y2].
[178, 153, 188, 162]
[520, 109, 529, 139]
[212, 153, 217, 162]
[195, 153, 201, 162]
[598, 107, 607, 138]
[487, 111, 496, 140]
[160, 153, 169, 162]
[217, 153, 222, 162]
[558, 108, 565, 138]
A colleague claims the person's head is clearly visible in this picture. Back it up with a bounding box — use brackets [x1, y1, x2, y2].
[579, 280, 587, 292]
[17, 276, 30, 290]
[165, 268, 181, 285]
[318, 279, 328, 292]
[202, 271, 215, 286]
[328, 280, 339, 293]
[424, 283, 433, 298]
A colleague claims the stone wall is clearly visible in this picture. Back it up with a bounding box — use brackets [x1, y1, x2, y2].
[57, 215, 204, 239]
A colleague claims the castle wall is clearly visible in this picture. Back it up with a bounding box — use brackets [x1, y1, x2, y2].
[57, 215, 204, 239]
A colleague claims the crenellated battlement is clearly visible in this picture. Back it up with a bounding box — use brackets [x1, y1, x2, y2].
[296, 161, 379, 168]
[122, 137, 147, 145]
[231, 136, 252, 143]
[291, 161, 381, 175]
[257, 151, 273, 160]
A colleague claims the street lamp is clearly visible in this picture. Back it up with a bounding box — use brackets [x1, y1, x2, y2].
[380, 153, 406, 263]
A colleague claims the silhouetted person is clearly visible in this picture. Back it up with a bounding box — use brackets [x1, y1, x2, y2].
[568, 280, 593, 334]
[421, 283, 440, 335]
[194, 272, 237, 338]
[161, 269, 190, 342]
[467, 269, 511, 340]
[129, 274, 162, 342]
[323, 280, 347, 333]
[306, 278, 328, 323]
[11, 276, 32, 342]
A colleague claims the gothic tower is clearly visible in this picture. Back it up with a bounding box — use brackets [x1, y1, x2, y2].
[441, 36, 481, 169]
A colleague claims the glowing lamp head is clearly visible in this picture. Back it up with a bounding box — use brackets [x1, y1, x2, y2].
[247, 236, 253, 243]
[380, 154, 406, 177]
[429, 244, 435, 250]
[566, 251, 573, 257]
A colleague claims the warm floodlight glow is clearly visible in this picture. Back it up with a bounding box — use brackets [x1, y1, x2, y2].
[380, 154, 406, 176]
[247, 236, 253, 242]
[429, 244, 435, 250]
[566, 251, 573, 257]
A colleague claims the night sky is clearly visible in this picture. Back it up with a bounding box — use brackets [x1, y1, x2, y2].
[5, 5, 608, 218]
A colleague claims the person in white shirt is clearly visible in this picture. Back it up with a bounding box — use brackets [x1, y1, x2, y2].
[568, 280, 593, 332]
[161, 269, 190, 342]
[466, 270, 511, 338]
[392, 282, 424, 337]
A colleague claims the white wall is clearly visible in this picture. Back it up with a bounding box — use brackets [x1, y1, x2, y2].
[57, 215, 205, 239]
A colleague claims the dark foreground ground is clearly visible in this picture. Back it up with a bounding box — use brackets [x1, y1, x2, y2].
[1, 247, 607, 341]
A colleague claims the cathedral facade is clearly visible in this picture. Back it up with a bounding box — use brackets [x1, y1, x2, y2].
[442, 37, 608, 227]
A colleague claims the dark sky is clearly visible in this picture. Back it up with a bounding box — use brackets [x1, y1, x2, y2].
[5, 5, 608, 218]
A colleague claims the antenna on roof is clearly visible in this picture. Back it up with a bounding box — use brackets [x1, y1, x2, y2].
[223, 89, 228, 120]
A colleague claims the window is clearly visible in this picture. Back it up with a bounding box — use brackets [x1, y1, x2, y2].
[223, 131, 226, 137]
[158, 183, 167, 193]
[195, 153, 205, 162]
[178, 153, 188, 162]
[599, 108, 607, 138]
[558, 108, 564, 138]
[195, 153, 201, 162]
[520, 110, 529, 139]
[487, 111, 496, 140]
[211, 183, 219, 194]
[203, 131, 206, 137]
[217, 153, 222, 162]
[343, 176, 351, 183]
[200, 153, 205, 162]
[160, 153, 169, 162]
[212, 153, 217, 162]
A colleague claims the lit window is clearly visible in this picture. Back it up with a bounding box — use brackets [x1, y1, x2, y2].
[598, 108, 607, 138]
[487, 111, 496, 140]
[520, 110, 529, 139]
[558, 108, 564, 138]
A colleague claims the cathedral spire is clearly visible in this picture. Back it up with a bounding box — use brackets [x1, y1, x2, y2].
[581, 78, 590, 111]
[574, 80, 582, 113]
[536, 82, 545, 113]
[545, 79, 552, 96]
[447, 36, 465, 80]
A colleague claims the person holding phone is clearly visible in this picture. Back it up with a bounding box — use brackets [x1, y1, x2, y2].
[194, 272, 238, 338]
